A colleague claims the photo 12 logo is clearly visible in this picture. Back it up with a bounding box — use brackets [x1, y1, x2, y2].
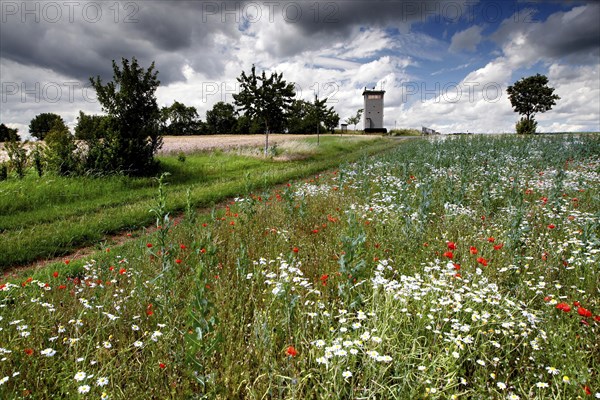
[200, 1, 340, 23]
[402, 81, 503, 103]
[2, 81, 97, 103]
[1, 1, 139, 24]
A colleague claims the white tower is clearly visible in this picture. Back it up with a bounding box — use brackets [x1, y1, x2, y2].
[362, 89, 386, 133]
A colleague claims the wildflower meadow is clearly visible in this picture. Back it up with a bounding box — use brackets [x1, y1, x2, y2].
[1, 134, 599, 399]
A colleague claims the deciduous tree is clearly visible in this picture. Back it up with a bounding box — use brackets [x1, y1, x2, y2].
[506, 74, 560, 134]
[233, 65, 295, 155]
[29, 113, 66, 140]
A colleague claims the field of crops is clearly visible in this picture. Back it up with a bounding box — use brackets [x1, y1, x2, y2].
[1, 134, 599, 399]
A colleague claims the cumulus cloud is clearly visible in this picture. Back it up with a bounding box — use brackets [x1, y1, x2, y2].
[449, 25, 484, 52]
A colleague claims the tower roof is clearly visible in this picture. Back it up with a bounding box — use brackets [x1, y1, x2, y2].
[362, 89, 385, 96]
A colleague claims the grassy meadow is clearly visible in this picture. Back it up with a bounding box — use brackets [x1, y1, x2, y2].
[0, 134, 599, 399]
[0, 136, 390, 268]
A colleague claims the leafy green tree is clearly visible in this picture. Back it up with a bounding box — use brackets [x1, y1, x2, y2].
[160, 101, 203, 135]
[29, 113, 66, 140]
[233, 65, 295, 155]
[506, 74, 560, 134]
[345, 109, 363, 132]
[74, 111, 111, 140]
[206, 102, 238, 134]
[286, 98, 340, 135]
[89, 57, 162, 175]
[0, 124, 20, 142]
[44, 120, 79, 176]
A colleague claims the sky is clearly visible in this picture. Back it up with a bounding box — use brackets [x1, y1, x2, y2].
[1, 0, 599, 138]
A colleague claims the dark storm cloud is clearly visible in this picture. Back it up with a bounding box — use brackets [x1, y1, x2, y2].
[0, 1, 241, 84]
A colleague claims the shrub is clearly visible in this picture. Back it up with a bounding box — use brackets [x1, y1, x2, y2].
[44, 121, 79, 176]
[516, 117, 538, 135]
[4, 138, 28, 178]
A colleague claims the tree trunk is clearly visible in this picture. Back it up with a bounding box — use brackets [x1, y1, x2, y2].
[264, 121, 269, 157]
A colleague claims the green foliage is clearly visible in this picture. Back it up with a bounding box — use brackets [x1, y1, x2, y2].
[160, 101, 203, 135]
[287, 98, 340, 134]
[89, 57, 162, 175]
[0, 123, 20, 142]
[507, 74, 560, 133]
[205, 101, 238, 134]
[43, 121, 79, 176]
[516, 116, 538, 135]
[235, 114, 264, 134]
[345, 108, 364, 131]
[28, 113, 66, 141]
[74, 111, 111, 140]
[4, 138, 28, 178]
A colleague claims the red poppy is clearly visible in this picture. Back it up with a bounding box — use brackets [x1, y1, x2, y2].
[487, 237, 495, 243]
[200, 248, 206, 254]
[53, 271, 59, 278]
[24, 348, 34, 356]
[320, 274, 329, 286]
[147, 243, 153, 248]
[146, 304, 154, 316]
[541, 197, 548, 204]
[443, 251, 454, 259]
[453, 263, 461, 270]
[574, 301, 581, 307]
[447, 242, 457, 250]
[583, 385, 591, 395]
[493, 243, 504, 250]
[547, 224, 556, 229]
[470, 246, 478, 255]
[476, 257, 488, 266]
[159, 363, 166, 369]
[180, 244, 186, 250]
[58, 284, 66, 290]
[175, 259, 182, 264]
[312, 229, 319, 234]
[119, 268, 126, 275]
[292, 247, 299, 253]
[577, 307, 592, 318]
[594, 315, 600, 322]
[556, 303, 571, 312]
[285, 346, 298, 357]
